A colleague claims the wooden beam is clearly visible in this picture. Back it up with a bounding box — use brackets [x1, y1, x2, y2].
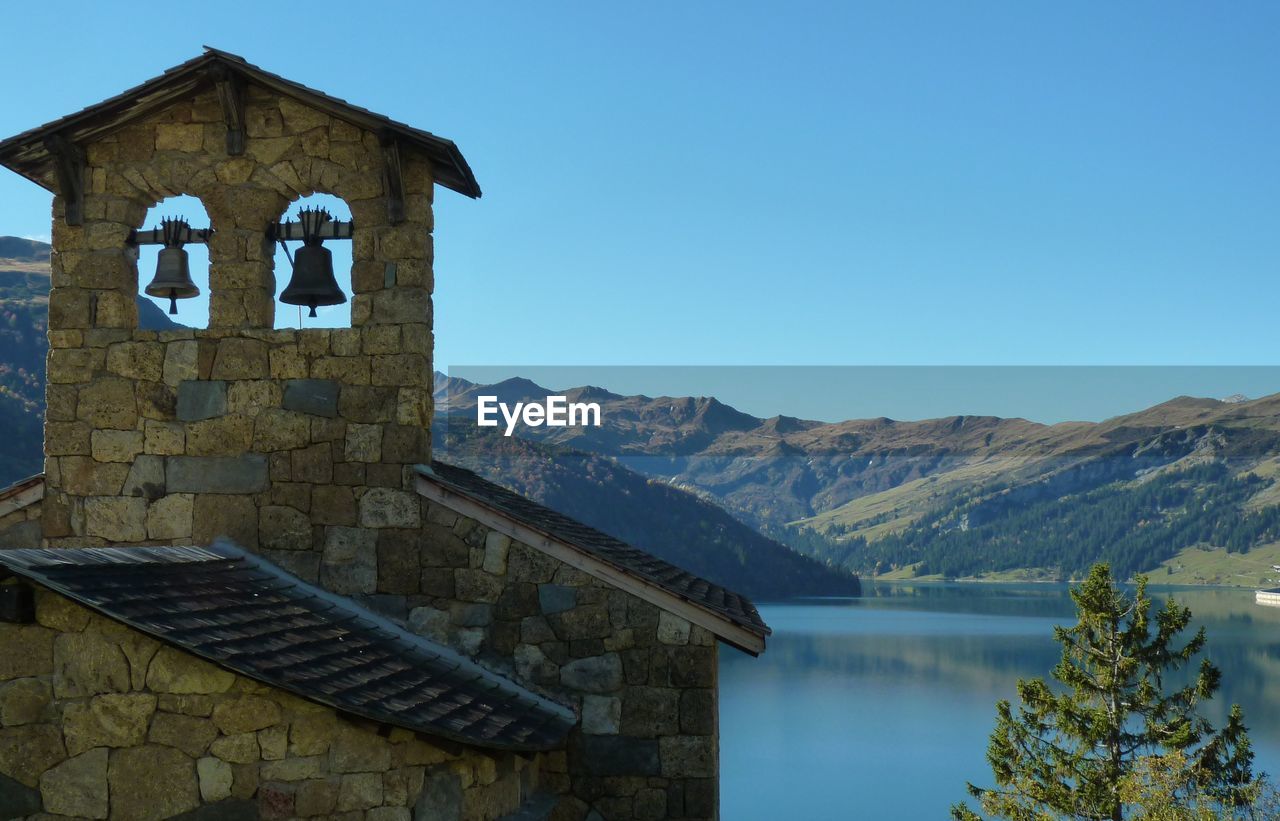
[380, 131, 406, 225]
[208, 65, 246, 156]
[43, 135, 85, 226]
[414, 474, 767, 656]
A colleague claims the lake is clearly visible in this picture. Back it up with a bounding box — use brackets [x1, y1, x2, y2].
[719, 581, 1280, 819]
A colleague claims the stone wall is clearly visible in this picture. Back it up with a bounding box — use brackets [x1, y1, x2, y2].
[40, 83, 435, 572]
[0, 584, 542, 820]
[396, 500, 720, 821]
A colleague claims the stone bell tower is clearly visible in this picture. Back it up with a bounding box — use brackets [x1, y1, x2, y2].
[0, 48, 480, 583]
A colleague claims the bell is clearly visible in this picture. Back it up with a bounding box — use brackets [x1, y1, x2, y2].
[144, 246, 200, 315]
[280, 244, 346, 318]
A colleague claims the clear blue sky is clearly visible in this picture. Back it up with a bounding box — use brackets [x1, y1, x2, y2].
[2, 2, 1278, 386]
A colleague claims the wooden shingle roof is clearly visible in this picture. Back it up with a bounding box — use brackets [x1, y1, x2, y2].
[0, 542, 573, 751]
[416, 461, 771, 655]
[0, 47, 480, 198]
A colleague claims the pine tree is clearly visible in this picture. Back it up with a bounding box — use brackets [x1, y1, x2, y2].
[953, 563, 1262, 821]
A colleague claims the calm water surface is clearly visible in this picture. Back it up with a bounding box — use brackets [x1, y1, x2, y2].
[720, 581, 1280, 820]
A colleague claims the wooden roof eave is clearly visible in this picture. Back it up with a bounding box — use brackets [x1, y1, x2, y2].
[0, 49, 481, 199]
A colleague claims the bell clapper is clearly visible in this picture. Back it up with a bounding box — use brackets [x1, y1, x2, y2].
[168, 288, 177, 315]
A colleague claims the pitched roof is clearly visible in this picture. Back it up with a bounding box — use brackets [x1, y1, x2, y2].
[0, 542, 573, 752]
[416, 461, 770, 655]
[0, 47, 480, 198]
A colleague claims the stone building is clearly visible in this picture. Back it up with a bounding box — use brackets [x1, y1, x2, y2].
[0, 49, 768, 820]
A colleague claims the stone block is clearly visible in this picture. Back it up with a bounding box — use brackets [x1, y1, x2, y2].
[186, 414, 253, 456]
[39, 747, 107, 819]
[168, 455, 269, 493]
[482, 532, 510, 575]
[455, 569, 504, 603]
[212, 695, 281, 735]
[283, 378, 339, 417]
[407, 606, 450, 643]
[657, 612, 692, 646]
[77, 377, 137, 429]
[211, 338, 269, 380]
[157, 694, 214, 717]
[58, 456, 127, 496]
[123, 454, 167, 498]
[338, 385, 396, 422]
[157, 122, 205, 151]
[258, 725, 288, 761]
[337, 772, 383, 811]
[358, 487, 420, 528]
[679, 689, 716, 735]
[312, 485, 356, 525]
[620, 687, 679, 737]
[46, 421, 91, 455]
[164, 340, 201, 385]
[320, 526, 378, 595]
[580, 736, 660, 777]
[90, 429, 143, 463]
[0, 724, 66, 788]
[538, 584, 577, 615]
[344, 423, 381, 462]
[146, 646, 236, 694]
[147, 493, 194, 540]
[289, 712, 337, 757]
[561, 653, 623, 694]
[149, 711, 219, 757]
[210, 732, 260, 764]
[107, 341, 164, 381]
[145, 420, 186, 455]
[177, 380, 228, 421]
[260, 755, 324, 781]
[0, 677, 51, 726]
[253, 408, 312, 450]
[376, 530, 420, 595]
[312, 355, 369, 384]
[291, 443, 334, 484]
[259, 505, 312, 551]
[53, 631, 129, 697]
[328, 723, 391, 773]
[36, 592, 92, 632]
[197, 756, 233, 802]
[108, 744, 200, 820]
[414, 771, 461, 820]
[193, 493, 259, 548]
[63, 692, 157, 755]
[660, 735, 716, 778]
[137, 380, 178, 419]
[227, 380, 282, 415]
[295, 777, 339, 815]
[582, 695, 622, 735]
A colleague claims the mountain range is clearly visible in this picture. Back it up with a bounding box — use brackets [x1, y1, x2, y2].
[435, 373, 1280, 586]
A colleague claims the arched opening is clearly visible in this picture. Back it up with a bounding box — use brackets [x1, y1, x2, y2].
[272, 194, 354, 329]
[135, 195, 211, 329]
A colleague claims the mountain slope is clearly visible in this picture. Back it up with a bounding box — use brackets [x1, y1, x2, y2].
[436, 425, 860, 600]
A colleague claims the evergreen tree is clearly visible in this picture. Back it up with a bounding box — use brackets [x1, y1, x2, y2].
[953, 564, 1263, 821]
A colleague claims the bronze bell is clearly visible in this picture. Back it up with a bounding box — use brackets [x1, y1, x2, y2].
[143, 218, 200, 315]
[280, 244, 346, 317]
[279, 207, 348, 318]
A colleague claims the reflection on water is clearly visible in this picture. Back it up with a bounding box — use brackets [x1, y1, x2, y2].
[720, 582, 1280, 820]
